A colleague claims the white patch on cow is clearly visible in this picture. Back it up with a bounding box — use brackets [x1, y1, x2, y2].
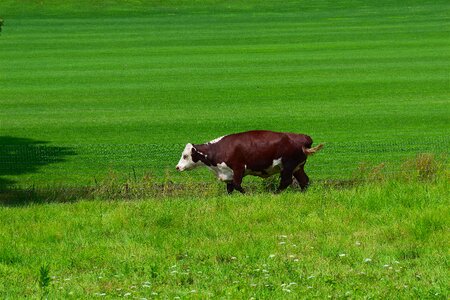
[176, 143, 204, 171]
[272, 158, 282, 168]
[264, 157, 283, 175]
[208, 162, 234, 182]
[208, 136, 224, 144]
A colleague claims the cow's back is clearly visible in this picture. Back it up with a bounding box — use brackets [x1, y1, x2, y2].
[204, 130, 307, 171]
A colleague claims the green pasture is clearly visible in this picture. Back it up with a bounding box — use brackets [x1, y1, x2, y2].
[1, 0, 449, 187]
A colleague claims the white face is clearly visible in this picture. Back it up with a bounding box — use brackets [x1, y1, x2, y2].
[176, 143, 201, 171]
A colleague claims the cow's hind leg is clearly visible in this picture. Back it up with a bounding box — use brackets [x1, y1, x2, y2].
[293, 164, 309, 191]
[277, 168, 294, 193]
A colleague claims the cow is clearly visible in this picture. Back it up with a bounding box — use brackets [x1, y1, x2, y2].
[176, 130, 323, 194]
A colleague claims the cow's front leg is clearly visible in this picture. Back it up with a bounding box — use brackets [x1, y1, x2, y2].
[226, 182, 235, 194]
[232, 166, 245, 194]
[277, 168, 294, 193]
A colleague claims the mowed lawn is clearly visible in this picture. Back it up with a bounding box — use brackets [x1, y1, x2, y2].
[0, 0, 449, 186]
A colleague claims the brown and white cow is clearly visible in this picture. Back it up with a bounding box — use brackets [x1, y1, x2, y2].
[176, 130, 323, 194]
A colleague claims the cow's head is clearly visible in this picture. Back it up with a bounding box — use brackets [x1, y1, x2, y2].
[176, 143, 203, 171]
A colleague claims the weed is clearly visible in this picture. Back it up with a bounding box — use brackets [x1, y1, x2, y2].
[38, 264, 51, 298]
[401, 153, 443, 182]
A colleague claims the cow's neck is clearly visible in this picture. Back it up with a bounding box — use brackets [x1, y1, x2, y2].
[193, 144, 215, 166]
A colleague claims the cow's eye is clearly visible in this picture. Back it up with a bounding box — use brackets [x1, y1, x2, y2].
[183, 155, 188, 159]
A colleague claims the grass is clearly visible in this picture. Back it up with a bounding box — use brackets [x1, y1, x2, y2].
[0, 0, 449, 186]
[0, 1, 448, 298]
[0, 177, 448, 298]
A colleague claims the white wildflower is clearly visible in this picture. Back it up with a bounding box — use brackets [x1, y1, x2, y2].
[364, 258, 372, 263]
[339, 253, 346, 257]
[269, 254, 276, 258]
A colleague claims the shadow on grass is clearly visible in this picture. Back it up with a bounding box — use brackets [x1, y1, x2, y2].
[0, 136, 76, 205]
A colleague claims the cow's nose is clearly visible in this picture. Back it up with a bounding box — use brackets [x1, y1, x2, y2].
[176, 166, 180, 171]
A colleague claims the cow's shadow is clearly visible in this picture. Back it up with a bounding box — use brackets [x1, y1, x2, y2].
[0, 136, 76, 205]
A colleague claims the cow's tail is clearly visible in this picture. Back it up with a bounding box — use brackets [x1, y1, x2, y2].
[302, 143, 324, 156]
